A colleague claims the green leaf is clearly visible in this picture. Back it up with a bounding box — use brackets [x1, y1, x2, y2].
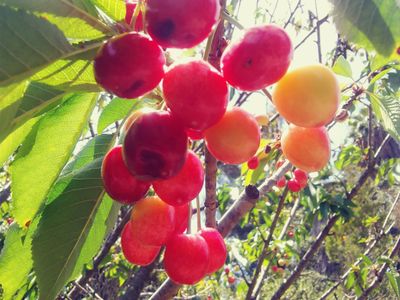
[330, 0, 400, 57]
[0, 82, 66, 144]
[370, 92, 400, 142]
[32, 58, 101, 92]
[97, 97, 140, 133]
[62, 134, 114, 176]
[32, 158, 120, 300]
[0, 0, 112, 38]
[335, 145, 364, 170]
[0, 223, 35, 300]
[10, 93, 97, 225]
[91, 0, 126, 21]
[0, 117, 39, 166]
[332, 55, 353, 78]
[387, 272, 400, 297]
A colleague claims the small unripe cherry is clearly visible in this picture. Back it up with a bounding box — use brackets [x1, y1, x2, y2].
[293, 169, 308, 188]
[278, 258, 287, 267]
[130, 196, 175, 246]
[276, 177, 287, 188]
[101, 146, 150, 204]
[287, 180, 301, 192]
[153, 150, 204, 206]
[164, 233, 209, 285]
[199, 228, 227, 274]
[247, 156, 259, 170]
[121, 222, 161, 266]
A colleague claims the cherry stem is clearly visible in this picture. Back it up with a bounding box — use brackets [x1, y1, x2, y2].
[196, 196, 201, 232]
[222, 11, 244, 30]
[186, 202, 192, 234]
[129, 0, 143, 32]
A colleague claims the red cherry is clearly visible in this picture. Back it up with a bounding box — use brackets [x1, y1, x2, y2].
[130, 196, 175, 246]
[199, 228, 227, 274]
[186, 129, 204, 141]
[228, 276, 236, 284]
[276, 177, 287, 188]
[224, 267, 230, 274]
[123, 111, 188, 181]
[287, 230, 294, 238]
[6, 218, 14, 225]
[94, 32, 165, 99]
[221, 25, 293, 91]
[164, 233, 209, 285]
[125, 2, 143, 31]
[101, 146, 150, 204]
[153, 150, 204, 206]
[293, 169, 308, 188]
[145, 0, 220, 49]
[247, 156, 259, 170]
[121, 222, 161, 266]
[173, 203, 190, 234]
[271, 265, 279, 273]
[287, 180, 301, 192]
[163, 60, 228, 131]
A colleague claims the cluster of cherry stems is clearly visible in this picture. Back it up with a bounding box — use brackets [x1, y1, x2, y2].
[96, 0, 340, 286]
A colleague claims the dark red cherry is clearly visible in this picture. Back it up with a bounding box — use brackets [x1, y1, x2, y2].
[199, 228, 227, 274]
[145, 0, 220, 49]
[94, 32, 165, 99]
[164, 233, 209, 284]
[123, 111, 188, 181]
[287, 180, 301, 192]
[153, 150, 204, 206]
[163, 60, 228, 131]
[121, 221, 161, 266]
[101, 146, 150, 204]
[221, 25, 293, 91]
[293, 169, 308, 188]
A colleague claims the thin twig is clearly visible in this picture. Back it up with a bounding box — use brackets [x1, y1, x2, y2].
[295, 15, 329, 50]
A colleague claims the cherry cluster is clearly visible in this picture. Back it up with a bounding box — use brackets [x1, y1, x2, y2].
[95, 0, 340, 286]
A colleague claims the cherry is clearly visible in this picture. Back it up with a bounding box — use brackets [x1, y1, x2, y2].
[278, 258, 287, 267]
[273, 65, 339, 127]
[101, 146, 150, 204]
[276, 177, 287, 188]
[271, 265, 279, 273]
[281, 125, 330, 173]
[153, 150, 204, 206]
[94, 32, 165, 99]
[164, 233, 209, 285]
[205, 107, 260, 164]
[247, 156, 259, 170]
[287, 179, 301, 192]
[293, 169, 308, 188]
[199, 228, 227, 274]
[130, 196, 175, 246]
[224, 267, 230, 274]
[121, 221, 161, 266]
[120, 108, 156, 141]
[125, 1, 143, 31]
[228, 276, 236, 284]
[186, 129, 204, 141]
[174, 203, 190, 234]
[163, 60, 228, 131]
[287, 230, 294, 238]
[221, 25, 293, 91]
[145, 0, 220, 49]
[123, 111, 188, 181]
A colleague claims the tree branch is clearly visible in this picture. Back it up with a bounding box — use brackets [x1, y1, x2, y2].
[357, 236, 400, 300]
[245, 188, 290, 299]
